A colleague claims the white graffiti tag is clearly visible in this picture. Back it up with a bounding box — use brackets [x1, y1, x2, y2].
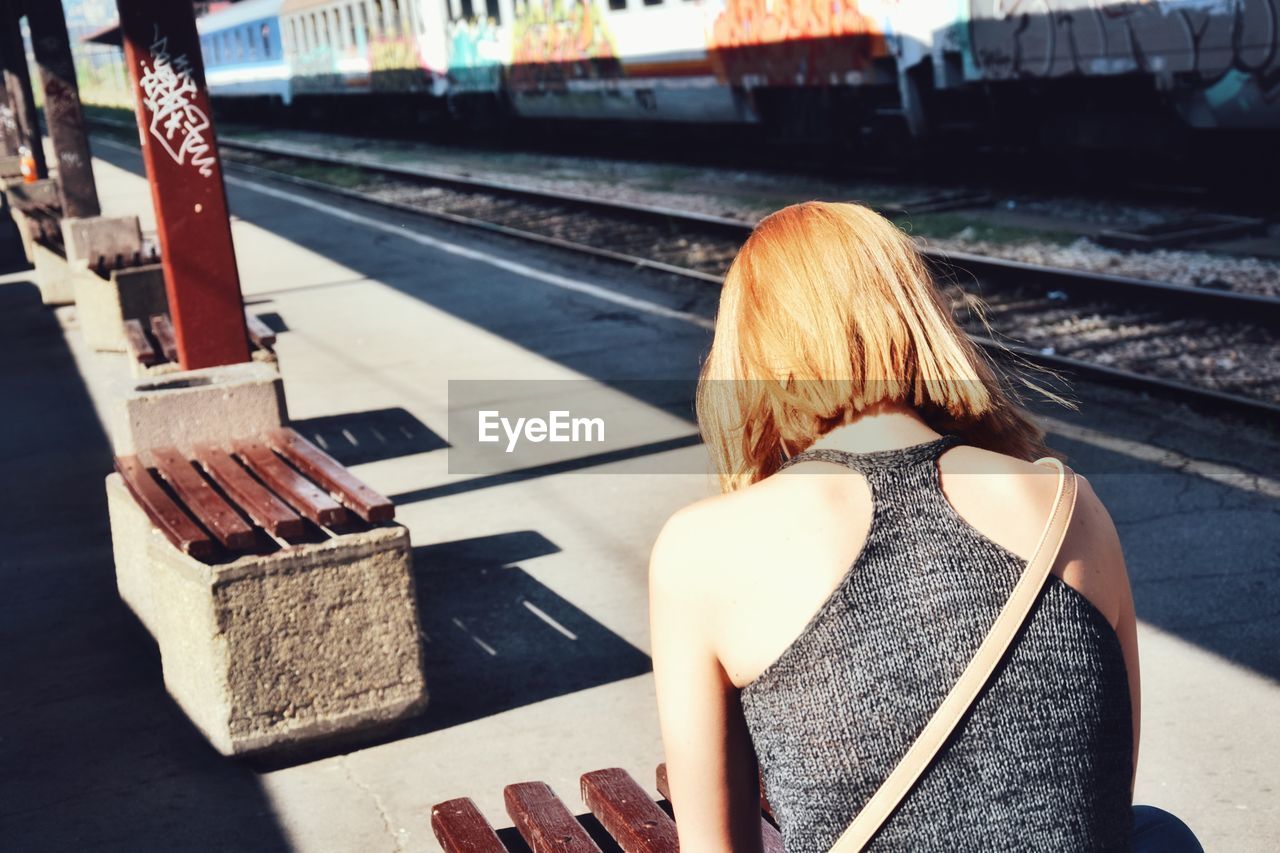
[137, 26, 214, 178]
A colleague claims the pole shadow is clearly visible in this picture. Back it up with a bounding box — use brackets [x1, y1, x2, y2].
[0, 280, 292, 852]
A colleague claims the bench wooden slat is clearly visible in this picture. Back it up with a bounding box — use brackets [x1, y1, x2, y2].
[115, 456, 214, 559]
[244, 310, 277, 348]
[232, 439, 348, 528]
[151, 447, 256, 551]
[268, 427, 394, 523]
[149, 314, 179, 363]
[193, 444, 306, 540]
[580, 768, 678, 853]
[430, 797, 510, 853]
[503, 781, 603, 852]
[123, 319, 160, 366]
[655, 763, 784, 852]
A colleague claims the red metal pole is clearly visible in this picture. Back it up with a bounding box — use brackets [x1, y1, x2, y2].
[116, 0, 249, 369]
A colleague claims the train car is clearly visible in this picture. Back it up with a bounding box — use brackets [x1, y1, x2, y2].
[277, 0, 448, 96]
[198, 0, 292, 106]
[435, 0, 910, 131]
[432, 0, 1280, 147]
[187, 0, 1279, 160]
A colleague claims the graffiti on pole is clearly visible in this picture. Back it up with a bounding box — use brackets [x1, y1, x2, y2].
[137, 24, 215, 177]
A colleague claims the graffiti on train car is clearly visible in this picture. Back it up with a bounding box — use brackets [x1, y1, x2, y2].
[448, 16, 504, 92]
[291, 42, 345, 92]
[966, 0, 1280, 123]
[369, 33, 431, 90]
[507, 0, 621, 91]
[706, 0, 888, 85]
[445, 0, 622, 94]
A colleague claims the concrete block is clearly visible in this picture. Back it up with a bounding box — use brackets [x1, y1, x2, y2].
[110, 360, 287, 457]
[71, 262, 168, 352]
[4, 178, 59, 265]
[32, 240, 74, 305]
[61, 215, 143, 266]
[104, 466, 161, 635]
[2, 177, 58, 208]
[105, 473, 428, 756]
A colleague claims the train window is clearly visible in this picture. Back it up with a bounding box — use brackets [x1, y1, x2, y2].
[643, 0, 663, 5]
[262, 23, 272, 57]
[608, 0, 626, 9]
[354, 4, 369, 44]
[348, 5, 359, 47]
[484, 0, 500, 22]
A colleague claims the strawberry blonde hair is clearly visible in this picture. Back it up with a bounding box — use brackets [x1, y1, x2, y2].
[696, 201, 1063, 492]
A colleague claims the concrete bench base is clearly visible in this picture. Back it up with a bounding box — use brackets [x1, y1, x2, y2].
[32, 240, 73, 305]
[105, 472, 428, 756]
[72, 262, 168, 352]
[3, 178, 59, 264]
[61, 215, 144, 267]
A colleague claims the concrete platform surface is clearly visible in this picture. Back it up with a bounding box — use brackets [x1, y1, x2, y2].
[0, 138, 1275, 852]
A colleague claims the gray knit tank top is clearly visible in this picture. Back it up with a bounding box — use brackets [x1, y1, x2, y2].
[738, 435, 1134, 851]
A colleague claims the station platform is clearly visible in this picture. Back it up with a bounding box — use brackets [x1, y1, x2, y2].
[1, 139, 1276, 851]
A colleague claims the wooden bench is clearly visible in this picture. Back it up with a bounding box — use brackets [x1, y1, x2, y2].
[22, 201, 64, 255]
[3, 179, 60, 265]
[114, 425, 393, 562]
[106, 420, 426, 755]
[430, 762, 785, 852]
[124, 309, 277, 369]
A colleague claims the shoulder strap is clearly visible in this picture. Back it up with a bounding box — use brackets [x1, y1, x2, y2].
[827, 457, 1078, 852]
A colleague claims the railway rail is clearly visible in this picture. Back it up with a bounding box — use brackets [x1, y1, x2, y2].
[88, 118, 1280, 419]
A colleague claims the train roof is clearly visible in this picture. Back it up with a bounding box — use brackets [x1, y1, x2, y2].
[280, 0, 346, 13]
[197, 0, 286, 34]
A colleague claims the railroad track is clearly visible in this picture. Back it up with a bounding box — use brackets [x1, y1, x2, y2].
[87, 118, 1280, 419]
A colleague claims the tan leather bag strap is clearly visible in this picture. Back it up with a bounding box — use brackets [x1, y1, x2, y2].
[827, 457, 1078, 852]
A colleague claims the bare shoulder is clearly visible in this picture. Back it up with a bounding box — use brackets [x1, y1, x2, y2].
[939, 444, 1127, 628]
[649, 471, 837, 598]
[651, 479, 776, 588]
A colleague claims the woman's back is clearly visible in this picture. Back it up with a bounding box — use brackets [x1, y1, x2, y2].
[685, 433, 1138, 850]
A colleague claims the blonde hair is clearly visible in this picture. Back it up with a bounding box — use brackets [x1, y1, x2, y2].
[696, 201, 1064, 492]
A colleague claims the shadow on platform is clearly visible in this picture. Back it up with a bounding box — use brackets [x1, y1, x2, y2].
[408, 532, 653, 732]
[247, 530, 653, 770]
[93, 142, 1280, 695]
[0, 280, 292, 851]
[290, 406, 447, 465]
